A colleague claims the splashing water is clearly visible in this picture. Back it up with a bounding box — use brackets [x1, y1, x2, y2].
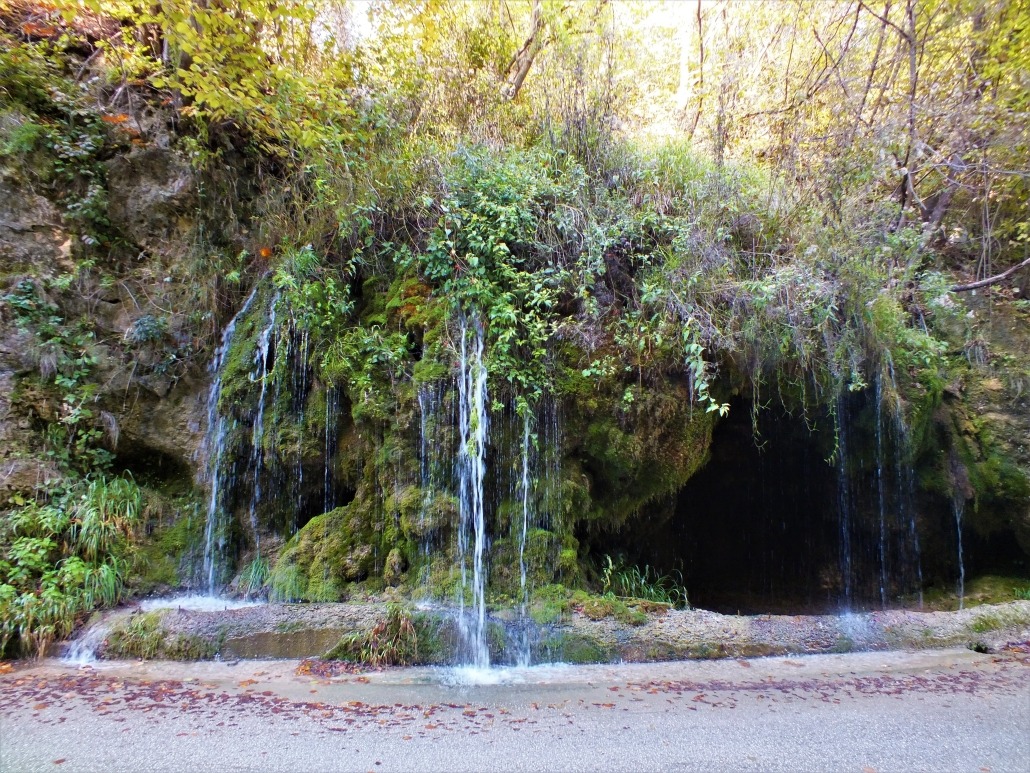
[62, 620, 112, 665]
[203, 287, 259, 595]
[140, 595, 264, 612]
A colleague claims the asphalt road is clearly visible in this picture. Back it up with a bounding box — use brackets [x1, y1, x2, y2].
[1, 647, 1028, 772]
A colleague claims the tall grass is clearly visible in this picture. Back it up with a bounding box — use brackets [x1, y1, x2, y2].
[600, 555, 689, 608]
[0, 474, 142, 657]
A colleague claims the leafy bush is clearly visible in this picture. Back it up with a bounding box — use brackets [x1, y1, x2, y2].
[0, 475, 142, 657]
[124, 315, 168, 345]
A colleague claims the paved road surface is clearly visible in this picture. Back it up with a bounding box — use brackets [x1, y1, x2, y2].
[1, 647, 1028, 772]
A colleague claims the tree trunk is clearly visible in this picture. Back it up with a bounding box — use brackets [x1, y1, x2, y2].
[504, 0, 545, 100]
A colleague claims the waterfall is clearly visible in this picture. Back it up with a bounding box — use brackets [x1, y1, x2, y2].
[873, 359, 924, 609]
[416, 383, 447, 558]
[516, 409, 532, 666]
[456, 314, 490, 669]
[899, 426, 924, 608]
[203, 286, 259, 595]
[246, 294, 278, 556]
[62, 619, 112, 665]
[875, 374, 888, 608]
[884, 357, 924, 607]
[835, 392, 854, 610]
[292, 327, 310, 533]
[953, 494, 966, 609]
[323, 385, 339, 517]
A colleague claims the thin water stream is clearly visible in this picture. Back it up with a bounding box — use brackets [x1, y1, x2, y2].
[203, 287, 260, 595]
[456, 314, 490, 668]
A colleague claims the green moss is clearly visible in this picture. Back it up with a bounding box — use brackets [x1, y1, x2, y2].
[543, 633, 614, 664]
[567, 383, 714, 529]
[105, 612, 166, 659]
[215, 291, 270, 415]
[410, 612, 457, 664]
[528, 583, 573, 624]
[104, 610, 217, 660]
[268, 499, 387, 601]
[131, 509, 203, 594]
[968, 611, 1004, 634]
[579, 595, 647, 625]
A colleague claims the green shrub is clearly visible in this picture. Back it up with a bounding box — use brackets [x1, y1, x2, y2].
[327, 605, 419, 666]
[0, 475, 142, 658]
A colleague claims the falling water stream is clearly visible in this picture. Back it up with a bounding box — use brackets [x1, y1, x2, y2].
[187, 287, 946, 674]
[835, 392, 855, 610]
[203, 286, 259, 595]
[456, 314, 490, 669]
[954, 495, 966, 609]
[516, 410, 532, 666]
[246, 294, 279, 557]
[875, 375, 889, 609]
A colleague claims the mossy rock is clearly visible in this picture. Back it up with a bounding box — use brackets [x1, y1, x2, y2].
[268, 502, 381, 601]
[538, 632, 614, 664]
[131, 506, 204, 594]
[104, 611, 216, 661]
[393, 485, 457, 541]
[566, 382, 714, 529]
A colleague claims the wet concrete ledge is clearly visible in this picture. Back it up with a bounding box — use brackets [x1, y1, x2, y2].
[61, 599, 1030, 664]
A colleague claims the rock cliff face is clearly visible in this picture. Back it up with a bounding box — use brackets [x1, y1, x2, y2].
[1, 84, 1028, 614]
[1, 137, 206, 488]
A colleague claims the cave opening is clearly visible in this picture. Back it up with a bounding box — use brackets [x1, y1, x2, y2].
[580, 398, 848, 614]
[653, 399, 847, 614]
[585, 388, 1030, 615]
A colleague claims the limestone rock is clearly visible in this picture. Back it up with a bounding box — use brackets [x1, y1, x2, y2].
[110, 377, 207, 471]
[105, 147, 196, 251]
[0, 177, 71, 273]
[0, 458, 59, 493]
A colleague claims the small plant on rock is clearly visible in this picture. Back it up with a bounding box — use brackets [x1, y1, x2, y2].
[328, 605, 419, 667]
[600, 555, 689, 608]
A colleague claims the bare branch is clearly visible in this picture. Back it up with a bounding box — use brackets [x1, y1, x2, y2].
[951, 257, 1030, 292]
